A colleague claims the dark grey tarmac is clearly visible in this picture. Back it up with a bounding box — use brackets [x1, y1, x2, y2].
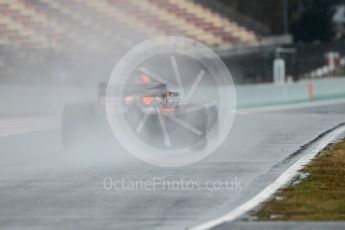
[0, 102, 345, 230]
[214, 221, 345, 230]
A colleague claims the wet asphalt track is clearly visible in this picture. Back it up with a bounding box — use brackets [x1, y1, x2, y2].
[0, 102, 345, 230]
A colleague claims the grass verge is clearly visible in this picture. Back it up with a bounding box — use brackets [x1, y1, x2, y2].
[255, 138, 345, 221]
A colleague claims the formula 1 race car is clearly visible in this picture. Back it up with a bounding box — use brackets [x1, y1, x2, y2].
[61, 74, 218, 151]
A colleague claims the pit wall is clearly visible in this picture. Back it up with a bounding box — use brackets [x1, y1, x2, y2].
[0, 77, 344, 114]
[0, 85, 96, 114]
[237, 77, 345, 108]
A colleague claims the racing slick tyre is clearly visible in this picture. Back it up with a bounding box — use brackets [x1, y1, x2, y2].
[122, 103, 218, 150]
[171, 103, 218, 150]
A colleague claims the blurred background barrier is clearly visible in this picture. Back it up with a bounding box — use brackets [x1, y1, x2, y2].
[0, 77, 344, 114]
[0, 85, 96, 114]
[237, 77, 345, 108]
[2, 0, 345, 114]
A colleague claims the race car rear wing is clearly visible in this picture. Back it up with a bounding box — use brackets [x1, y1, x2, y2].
[98, 82, 169, 97]
[97, 82, 179, 104]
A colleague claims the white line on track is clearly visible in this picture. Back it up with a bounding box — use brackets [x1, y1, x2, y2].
[0, 117, 56, 137]
[191, 124, 345, 230]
